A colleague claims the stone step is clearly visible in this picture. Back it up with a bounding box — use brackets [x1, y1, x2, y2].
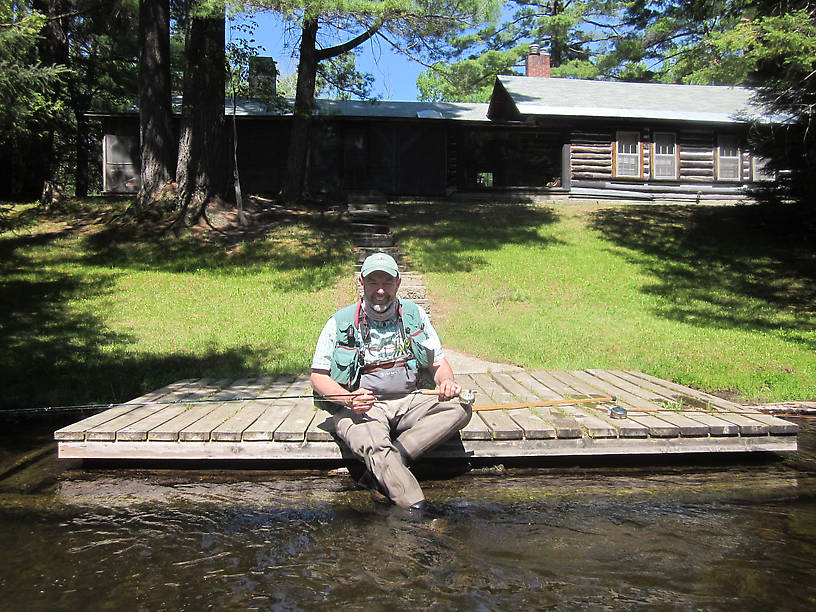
[354, 285, 427, 300]
[353, 233, 395, 247]
[351, 222, 390, 234]
[398, 286, 428, 300]
[413, 299, 431, 314]
[347, 191, 387, 205]
[355, 247, 403, 263]
[348, 202, 389, 218]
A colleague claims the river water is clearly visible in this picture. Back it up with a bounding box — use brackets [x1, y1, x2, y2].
[2, 419, 815, 611]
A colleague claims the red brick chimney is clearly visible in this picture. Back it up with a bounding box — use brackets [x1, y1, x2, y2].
[526, 44, 551, 78]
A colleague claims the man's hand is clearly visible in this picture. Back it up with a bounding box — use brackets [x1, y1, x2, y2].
[347, 387, 376, 413]
[437, 377, 462, 402]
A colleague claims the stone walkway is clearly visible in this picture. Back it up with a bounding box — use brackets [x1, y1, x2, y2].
[348, 197, 526, 376]
[348, 196, 431, 313]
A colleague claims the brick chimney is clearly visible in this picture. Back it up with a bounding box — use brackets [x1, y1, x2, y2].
[248, 56, 277, 99]
[526, 44, 551, 78]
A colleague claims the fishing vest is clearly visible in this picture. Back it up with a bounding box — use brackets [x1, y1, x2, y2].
[329, 299, 434, 388]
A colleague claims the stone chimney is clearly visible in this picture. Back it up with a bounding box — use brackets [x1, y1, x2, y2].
[526, 44, 551, 78]
[248, 56, 277, 99]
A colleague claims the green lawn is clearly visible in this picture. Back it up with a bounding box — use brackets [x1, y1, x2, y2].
[2, 197, 814, 412]
[0, 199, 356, 411]
[392, 201, 816, 403]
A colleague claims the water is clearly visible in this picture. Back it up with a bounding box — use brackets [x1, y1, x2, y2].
[2, 420, 816, 610]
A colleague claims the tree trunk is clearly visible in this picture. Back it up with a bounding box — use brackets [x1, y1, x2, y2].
[136, 0, 175, 211]
[176, 5, 229, 225]
[282, 18, 381, 203]
[33, 0, 69, 207]
[74, 112, 90, 197]
[283, 18, 319, 204]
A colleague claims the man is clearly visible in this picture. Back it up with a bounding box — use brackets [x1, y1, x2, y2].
[310, 252, 470, 512]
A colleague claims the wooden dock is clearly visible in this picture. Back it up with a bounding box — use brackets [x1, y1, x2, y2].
[54, 370, 798, 461]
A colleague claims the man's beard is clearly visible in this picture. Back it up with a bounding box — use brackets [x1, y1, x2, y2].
[364, 297, 397, 321]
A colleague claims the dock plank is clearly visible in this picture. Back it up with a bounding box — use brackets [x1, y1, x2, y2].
[539, 371, 619, 438]
[457, 374, 504, 440]
[505, 371, 582, 438]
[54, 379, 197, 441]
[146, 379, 233, 441]
[490, 372, 557, 439]
[242, 378, 307, 441]
[211, 377, 282, 441]
[509, 371, 563, 401]
[462, 374, 524, 440]
[272, 377, 319, 442]
[546, 371, 648, 438]
[567, 370, 683, 438]
[274, 401, 318, 442]
[116, 379, 214, 441]
[608, 370, 739, 436]
[87, 380, 222, 442]
[178, 379, 264, 442]
[626, 371, 772, 436]
[459, 411, 493, 441]
[586, 370, 710, 437]
[305, 408, 335, 442]
[54, 370, 800, 461]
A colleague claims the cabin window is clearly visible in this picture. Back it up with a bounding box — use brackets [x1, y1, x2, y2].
[477, 172, 494, 187]
[717, 135, 741, 181]
[615, 131, 641, 177]
[751, 155, 775, 182]
[652, 132, 677, 179]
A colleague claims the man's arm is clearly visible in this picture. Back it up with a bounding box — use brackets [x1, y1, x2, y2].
[426, 358, 462, 401]
[310, 370, 375, 413]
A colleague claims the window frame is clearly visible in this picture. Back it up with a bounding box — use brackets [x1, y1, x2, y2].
[717, 135, 742, 181]
[652, 132, 678, 180]
[614, 131, 642, 178]
[751, 155, 775, 182]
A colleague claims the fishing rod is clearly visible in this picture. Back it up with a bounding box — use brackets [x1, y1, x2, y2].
[2, 389, 475, 417]
[5, 389, 814, 419]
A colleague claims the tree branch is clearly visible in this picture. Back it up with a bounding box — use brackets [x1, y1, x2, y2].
[314, 21, 382, 61]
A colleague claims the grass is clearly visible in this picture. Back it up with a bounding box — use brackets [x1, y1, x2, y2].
[0, 198, 356, 412]
[391, 200, 816, 403]
[2, 196, 814, 412]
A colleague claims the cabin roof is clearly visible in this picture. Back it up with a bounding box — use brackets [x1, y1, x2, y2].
[490, 75, 772, 124]
[102, 96, 491, 122]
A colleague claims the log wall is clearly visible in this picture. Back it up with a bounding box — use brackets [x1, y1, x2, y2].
[569, 126, 763, 195]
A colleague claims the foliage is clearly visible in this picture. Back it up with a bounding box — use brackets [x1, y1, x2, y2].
[257, 0, 501, 102]
[417, 0, 639, 102]
[0, 4, 67, 146]
[414, 1, 775, 101]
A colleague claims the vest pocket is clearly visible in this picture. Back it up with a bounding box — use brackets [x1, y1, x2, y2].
[408, 329, 434, 368]
[330, 345, 361, 386]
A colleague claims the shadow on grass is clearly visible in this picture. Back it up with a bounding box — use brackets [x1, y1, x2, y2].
[389, 202, 561, 273]
[589, 204, 816, 348]
[0, 263, 290, 413]
[0, 199, 351, 414]
[80, 205, 352, 292]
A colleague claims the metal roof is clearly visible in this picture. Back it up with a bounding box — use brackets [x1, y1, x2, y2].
[111, 96, 490, 122]
[494, 75, 772, 124]
[224, 98, 490, 121]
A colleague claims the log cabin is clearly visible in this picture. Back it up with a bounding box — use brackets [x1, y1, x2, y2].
[95, 51, 778, 202]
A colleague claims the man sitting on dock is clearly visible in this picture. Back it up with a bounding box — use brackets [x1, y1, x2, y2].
[310, 252, 470, 513]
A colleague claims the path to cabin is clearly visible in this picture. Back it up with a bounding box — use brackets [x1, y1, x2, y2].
[55, 369, 798, 461]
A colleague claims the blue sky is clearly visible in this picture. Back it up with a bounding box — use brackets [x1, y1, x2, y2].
[227, 11, 425, 102]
